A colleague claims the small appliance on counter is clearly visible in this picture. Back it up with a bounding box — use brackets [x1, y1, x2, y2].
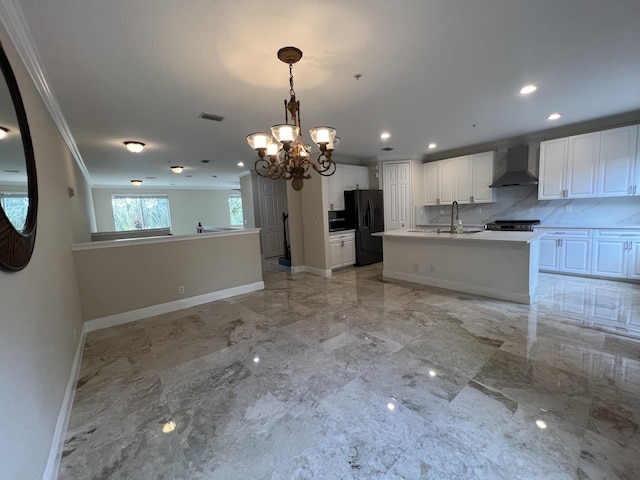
[484, 220, 540, 231]
[328, 210, 348, 232]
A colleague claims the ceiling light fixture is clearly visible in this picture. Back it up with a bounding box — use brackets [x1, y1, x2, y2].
[247, 46, 338, 191]
[380, 132, 391, 140]
[0, 126, 8, 139]
[124, 141, 145, 153]
[427, 143, 437, 149]
[519, 84, 537, 95]
[170, 166, 183, 173]
[130, 179, 142, 186]
[547, 113, 562, 121]
[237, 162, 245, 168]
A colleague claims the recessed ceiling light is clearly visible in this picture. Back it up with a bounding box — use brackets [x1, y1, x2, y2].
[124, 141, 145, 153]
[170, 166, 183, 173]
[427, 143, 437, 149]
[519, 84, 537, 95]
[237, 162, 245, 167]
[380, 132, 391, 140]
[0, 126, 8, 139]
[130, 179, 142, 186]
[547, 113, 562, 120]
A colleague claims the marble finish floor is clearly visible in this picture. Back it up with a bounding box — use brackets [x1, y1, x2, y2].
[59, 262, 640, 479]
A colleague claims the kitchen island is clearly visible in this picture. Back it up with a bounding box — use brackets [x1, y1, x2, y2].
[375, 230, 543, 304]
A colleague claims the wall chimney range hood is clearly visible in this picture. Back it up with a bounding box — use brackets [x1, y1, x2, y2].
[490, 145, 538, 188]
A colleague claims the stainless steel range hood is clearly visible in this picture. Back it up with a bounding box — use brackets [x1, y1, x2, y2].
[490, 145, 538, 187]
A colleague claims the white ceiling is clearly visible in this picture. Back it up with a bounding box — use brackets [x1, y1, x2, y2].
[15, 0, 640, 189]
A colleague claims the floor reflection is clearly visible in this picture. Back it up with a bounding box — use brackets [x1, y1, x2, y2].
[59, 263, 640, 479]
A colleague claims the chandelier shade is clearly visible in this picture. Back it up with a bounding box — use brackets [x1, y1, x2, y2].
[246, 46, 337, 191]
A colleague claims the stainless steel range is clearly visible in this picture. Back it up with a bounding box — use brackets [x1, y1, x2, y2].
[485, 220, 540, 232]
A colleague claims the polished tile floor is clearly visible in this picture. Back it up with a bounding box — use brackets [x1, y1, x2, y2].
[59, 262, 640, 479]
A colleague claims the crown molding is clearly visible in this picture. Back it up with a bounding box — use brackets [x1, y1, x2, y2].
[0, 0, 92, 186]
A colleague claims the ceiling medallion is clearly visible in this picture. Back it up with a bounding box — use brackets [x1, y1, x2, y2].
[247, 46, 338, 191]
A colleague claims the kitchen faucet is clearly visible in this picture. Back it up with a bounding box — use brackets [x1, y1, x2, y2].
[450, 201, 459, 234]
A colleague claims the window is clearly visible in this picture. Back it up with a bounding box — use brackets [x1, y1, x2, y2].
[111, 195, 171, 231]
[228, 193, 243, 226]
[0, 192, 29, 230]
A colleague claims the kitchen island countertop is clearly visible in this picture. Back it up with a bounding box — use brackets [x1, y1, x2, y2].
[375, 229, 543, 243]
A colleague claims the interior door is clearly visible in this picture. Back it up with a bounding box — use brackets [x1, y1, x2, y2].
[259, 177, 287, 258]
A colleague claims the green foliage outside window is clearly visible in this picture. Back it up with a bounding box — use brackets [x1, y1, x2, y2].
[229, 195, 243, 226]
[111, 195, 171, 231]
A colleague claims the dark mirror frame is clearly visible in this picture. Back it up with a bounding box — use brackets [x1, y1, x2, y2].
[0, 41, 38, 271]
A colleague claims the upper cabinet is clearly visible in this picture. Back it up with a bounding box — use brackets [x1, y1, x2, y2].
[343, 165, 370, 191]
[539, 132, 600, 200]
[327, 164, 369, 211]
[539, 125, 640, 200]
[327, 169, 345, 211]
[423, 151, 495, 205]
[597, 125, 639, 197]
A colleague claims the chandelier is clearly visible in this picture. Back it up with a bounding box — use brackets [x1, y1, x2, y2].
[247, 46, 338, 191]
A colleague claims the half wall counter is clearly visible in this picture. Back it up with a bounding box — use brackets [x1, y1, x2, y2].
[72, 229, 263, 329]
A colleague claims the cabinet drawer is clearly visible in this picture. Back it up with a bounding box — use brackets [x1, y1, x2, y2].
[594, 230, 640, 239]
[535, 228, 592, 237]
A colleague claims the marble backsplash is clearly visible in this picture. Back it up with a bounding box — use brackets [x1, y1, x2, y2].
[416, 186, 640, 227]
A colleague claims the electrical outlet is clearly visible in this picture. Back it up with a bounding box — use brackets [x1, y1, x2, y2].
[178, 285, 185, 294]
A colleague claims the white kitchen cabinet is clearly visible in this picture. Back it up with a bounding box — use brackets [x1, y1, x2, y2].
[423, 161, 438, 205]
[539, 132, 600, 200]
[592, 230, 640, 279]
[597, 125, 639, 197]
[343, 165, 370, 191]
[536, 228, 592, 275]
[472, 151, 497, 203]
[328, 165, 370, 211]
[327, 170, 345, 211]
[438, 158, 456, 205]
[329, 231, 355, 269]
[454, 156, 473, 203]
[424, 151, 495, 205]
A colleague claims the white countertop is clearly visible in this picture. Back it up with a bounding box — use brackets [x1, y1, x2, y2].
[72, 228, 261, 251]
[376, 229, 543, 244]
[329, 229, 355, 236]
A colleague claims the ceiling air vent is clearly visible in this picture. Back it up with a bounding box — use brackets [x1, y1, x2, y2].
[381, 147, 394, 152]
[199, 112, 225, 122]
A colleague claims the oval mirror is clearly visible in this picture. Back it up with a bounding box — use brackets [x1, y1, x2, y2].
[0, 41, 38, 271]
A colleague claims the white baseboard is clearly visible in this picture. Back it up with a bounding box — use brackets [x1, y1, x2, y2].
[85, 281, 265, 332]
[303, 265, 332, 277]
[42, 324, 87, 480]
[382, 269, 532, 304]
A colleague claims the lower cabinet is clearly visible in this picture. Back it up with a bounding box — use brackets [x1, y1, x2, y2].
[329, 232, 355, 269]
[592, 230, 640, 279]
[536, 227, 640, 281]
[537, 228, 592, 275]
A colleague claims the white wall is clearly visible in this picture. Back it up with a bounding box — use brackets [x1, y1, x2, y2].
[92, 187, 235, 235]
[0, 25, 87, 480]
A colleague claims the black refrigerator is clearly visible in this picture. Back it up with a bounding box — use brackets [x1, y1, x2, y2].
[344, 189, 384, 266]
